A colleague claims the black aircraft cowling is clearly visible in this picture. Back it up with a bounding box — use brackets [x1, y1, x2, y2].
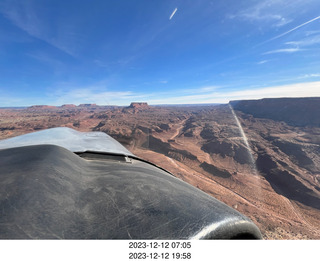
[0, 144, 262, 239]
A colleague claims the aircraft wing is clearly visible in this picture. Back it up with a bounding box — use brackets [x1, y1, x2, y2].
[0, 127, 134, 156]
[0, 127, 262, 239]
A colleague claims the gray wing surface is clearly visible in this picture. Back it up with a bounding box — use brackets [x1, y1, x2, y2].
[0, 127, 134, 156]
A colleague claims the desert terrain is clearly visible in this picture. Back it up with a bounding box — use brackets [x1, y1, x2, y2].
[0, 98, 319, 239]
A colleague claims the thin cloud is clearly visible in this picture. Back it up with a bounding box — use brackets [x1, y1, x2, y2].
[266, 15, 320, 43]
[147, 81, 320, 105]
[4, 81, 320, 106]
[169, 8, 178, 20]
[275, 17, 293, 27]
[0, 95, 25, 107]
[228, 0, 293, 27]
[48, 88, 148, 106]
[159, 80, 168, 84]
[305, 30, 320, 36]
[224, 82, 320, 99]
[0, 1, 76, 57]
[198, 86, 220, 93]
[257, 60, 270, 64]
[285, 34, 320, 47]
[263, 48, 302, 55]
[300, 73, 320, 78]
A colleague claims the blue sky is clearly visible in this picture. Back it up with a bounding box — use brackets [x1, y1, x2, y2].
[0, 0, 320, 106]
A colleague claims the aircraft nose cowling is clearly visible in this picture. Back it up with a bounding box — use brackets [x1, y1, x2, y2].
[190, 218, 262, 239]
[0, 128, 262, 239]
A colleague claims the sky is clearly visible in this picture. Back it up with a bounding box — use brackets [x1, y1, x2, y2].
[0, 0, 320, 106]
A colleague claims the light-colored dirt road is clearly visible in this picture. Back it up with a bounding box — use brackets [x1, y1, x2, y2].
[169, 119, 187, 140]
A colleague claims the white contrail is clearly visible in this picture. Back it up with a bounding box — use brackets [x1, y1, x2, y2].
[228, 104, 258, 175]
[257, 15, 320, 46]
[169, 8, 178, 20]
[269, 15, 320, 42]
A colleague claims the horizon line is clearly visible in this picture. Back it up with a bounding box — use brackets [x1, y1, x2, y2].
[1, 96, 319, 109]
